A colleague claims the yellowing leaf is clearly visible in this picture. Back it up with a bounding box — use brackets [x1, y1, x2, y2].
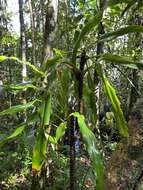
[32, 129, 47, 171]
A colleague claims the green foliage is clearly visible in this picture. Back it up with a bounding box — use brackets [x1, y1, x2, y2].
[72, 12, 102, 64]
[101, 76, 128, 137]
[0, 100, 38, 116]
[0, 56, 44, 76]
[109, 0, 138, 6]
[9, 83, 38, 90]
[32, 129, 48, 171]
[55, 122, 67, 143]
[102, 53, 143, 70]
[39, 94, 52, 126]
[1, 0, 143, 188]
[0, 124, 26, 146]
[100, 25, 143, 41]
[71, 112, 104, 190]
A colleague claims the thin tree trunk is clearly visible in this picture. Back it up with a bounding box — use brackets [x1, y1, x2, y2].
[94, 0, 105, 134]
[32, 1, 59, 189]
[28, 0, 36, 65]
[69, 115, 76, 190]
[69, 50, 87, 190]
[18, 0, 27, 82]
[42, 0, 59, 64]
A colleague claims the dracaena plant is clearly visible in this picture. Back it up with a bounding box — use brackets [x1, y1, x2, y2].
[1, 2, 143, 189]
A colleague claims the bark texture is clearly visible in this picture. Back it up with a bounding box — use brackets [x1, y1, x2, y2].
[105, 98, 143, 190]
[18, 0, 27, 82]
[43, 0, 58, 64]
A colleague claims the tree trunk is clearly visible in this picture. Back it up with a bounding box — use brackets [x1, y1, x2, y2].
[31, 1, 59, 189]
[28, 0, 36, 65]
[42, 0, 59, 64]
[127, 13, 142, 118]
[18, 0, 27, 82]
[94, 0, 105, 134]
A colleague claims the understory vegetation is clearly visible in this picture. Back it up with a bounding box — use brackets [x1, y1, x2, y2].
[0, 0, 143, 189]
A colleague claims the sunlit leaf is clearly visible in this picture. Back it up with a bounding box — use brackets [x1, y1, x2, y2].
[32, 129, 47, 171]
[71, 112, 104, 190]
[0, 100, 38, 116]
[0, 56, 44, 76]
[0, 55, 7, 62]
[10, 82, 37, 90]
[24, 61, 44, 76]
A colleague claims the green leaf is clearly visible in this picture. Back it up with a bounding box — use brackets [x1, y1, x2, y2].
[86, 73, 97, 124]
[10, 82, 37, 90]
[109, 0, 137, 6]
[99, 25, 143, 41]
[0, 100, 38, 116]
[22, 61, 44, 76]
[32, 129, 47, 171]
[102, 53, 143, 69]
[43, 94, 51, 126]
[42, 56, 61, 72]
[0, 124, 26, 146]
[39, 94, 51, 126]
[101, 76, 128, 137]
[72, 12, 102, 64]
[0, 56, 44, 76]
[55, 122, 67, 143]
[71, 112, 104, 190]
[0, 55, 7, 62]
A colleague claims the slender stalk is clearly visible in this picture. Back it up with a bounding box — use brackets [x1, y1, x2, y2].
[69, 115, 76, 190]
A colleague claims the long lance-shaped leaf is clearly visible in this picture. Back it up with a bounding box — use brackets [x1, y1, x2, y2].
[71, 112, 104, 190]
[43, 94, 51, 126]
[0, 56, 44, 76]
[10, 83, 37, 90]
[32, 129, 47, 171]
[0, 100, 38, 116]
[72, 12, 102, 64]
[102, 53, 143, 70]
[101, 76, 128, 137]
[55, 122, 67, 143]
[99, 25, 143, 41]
[0, 124, 26, 146]
[39, 94, 51, 126]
